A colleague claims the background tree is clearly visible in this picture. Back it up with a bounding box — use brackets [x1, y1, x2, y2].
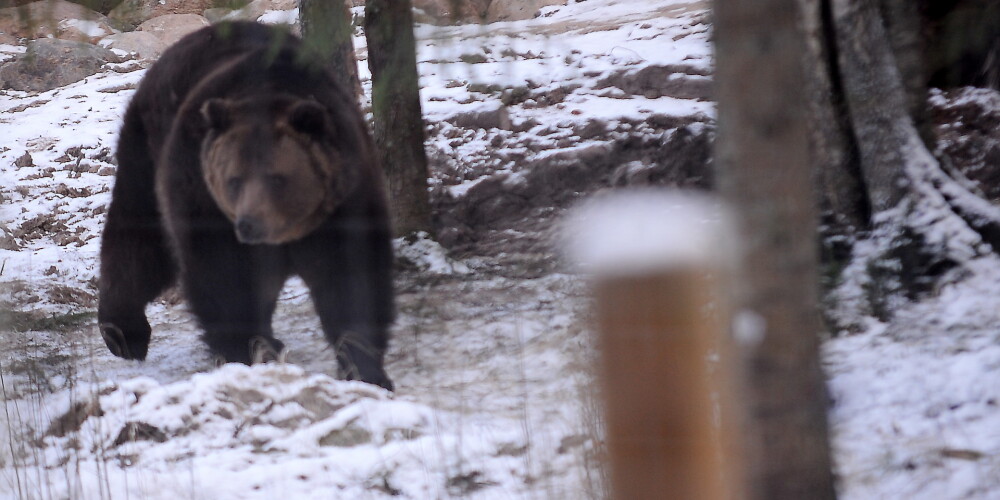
[713, 0, 838, 498]
[802, 0, 1000, 326]
[365, 0, 433, 237]
[299, 0, 361, 98]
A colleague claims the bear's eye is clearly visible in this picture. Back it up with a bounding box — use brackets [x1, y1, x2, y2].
[226, 177, 244, 197]
[266, 174, 287, 191]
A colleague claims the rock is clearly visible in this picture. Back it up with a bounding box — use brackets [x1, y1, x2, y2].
[56, 17, 117, 43]
[412, 0, 489, 24]
[112, 421, 168, 446]
[14, 152, 34, 167]
[99, 30, 166, 59]
[0, 0, 117, 42]
[259, 0, 298, 11]
[109, 0, 236, 27]
[0, 223, 18, 250]
[443, 102, 512, 130]
[596, 64, 713, 101]
[609, 125, 714, 188]
[202, 7, 235, 23]
[137, 13, 209, 46]
[107, 0, 150, 26]
[318, 420, 373, 447]
[460, 173, 529, 226]
[573, 119, 607, 140]
[0, 38, 117, 92]
[486, 0, 566, 23]
[72, 0, 125, 15]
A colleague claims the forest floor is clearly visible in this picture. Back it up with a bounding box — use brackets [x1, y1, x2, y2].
[1, 0, 999, 498]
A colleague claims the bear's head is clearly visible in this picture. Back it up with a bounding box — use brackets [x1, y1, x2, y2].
[198, 95, 354, 244]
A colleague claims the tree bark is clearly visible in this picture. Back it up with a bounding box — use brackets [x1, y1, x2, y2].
[299, 0, 362, 98]
[364, 0, 433, 237]
[831, 0, 915, 214]
[713, 1, 838, 499]
[797, 0, 869, 262]
[818, 0, 1000, 322]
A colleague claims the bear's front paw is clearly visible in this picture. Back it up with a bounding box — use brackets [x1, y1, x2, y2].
[99, 322, 149, 361]
[357, 370, 394, 392]
[339, 354, 394, 391]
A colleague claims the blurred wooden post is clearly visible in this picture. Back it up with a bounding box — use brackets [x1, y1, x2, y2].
[568, 192, 745, 500]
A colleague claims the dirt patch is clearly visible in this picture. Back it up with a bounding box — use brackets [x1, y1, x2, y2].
[596, 64, 712, 100]
[46, 399, 104, 438]
[3, 99, 51, 113]
[931, 87, 1000, 202]
[47, 285, 96, 307]
[0, 306, 95, 333]
[430, 118, 714, 274]
[113, 421, 168, 446]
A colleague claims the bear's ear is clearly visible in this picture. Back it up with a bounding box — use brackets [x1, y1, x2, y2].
[288, 100, 329, 138]
[201, 98, 233, 131]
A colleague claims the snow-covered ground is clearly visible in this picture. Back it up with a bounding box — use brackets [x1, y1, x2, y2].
[1, 0, 999, 498]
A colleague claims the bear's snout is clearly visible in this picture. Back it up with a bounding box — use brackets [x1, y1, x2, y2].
[235, 216, 265, 243]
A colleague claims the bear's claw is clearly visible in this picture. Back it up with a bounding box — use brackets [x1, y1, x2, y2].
[100, 323, 132, 359]
[249, 336, 287, 365]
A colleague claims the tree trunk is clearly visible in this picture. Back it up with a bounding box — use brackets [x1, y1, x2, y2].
[365, 0, 433, 237]
[299, 0, 362, 98]
[812, 0, 1000, 324]
[831, 0, 916, 214]
[713, 1, 838, 499]
[797, 0, 869, 265]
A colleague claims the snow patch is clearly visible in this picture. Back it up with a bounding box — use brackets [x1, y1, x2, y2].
[564, 189, 735, 275]
[59, 19, 109, 38]
[394, 232, 471, 275]
[258, 8, 299, 25]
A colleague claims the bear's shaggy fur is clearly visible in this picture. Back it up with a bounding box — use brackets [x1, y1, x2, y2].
[98, 22, 394, 390]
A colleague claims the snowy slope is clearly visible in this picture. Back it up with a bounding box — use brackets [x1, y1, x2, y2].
[1, 0, 999, 499]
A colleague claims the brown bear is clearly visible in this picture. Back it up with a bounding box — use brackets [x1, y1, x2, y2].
[97, 22, 394, 390]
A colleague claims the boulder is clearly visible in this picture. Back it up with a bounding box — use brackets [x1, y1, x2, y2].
[256, 0, 298, 12]
[99, 30, 166, 59]
[412, 0, 489, 24]
[72, 0, 125, 15]
[0, 38, 117, 91]
[136, 13, 209, 46]
[443, 102, 512, 130]
[109, 0, 239, 27]
[486, 0, 565, 23]
[596, 64, 713, 101]
[202, 7, 235, 23]
[0, 0, 117, 41]
[56, 17, 117, 42]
